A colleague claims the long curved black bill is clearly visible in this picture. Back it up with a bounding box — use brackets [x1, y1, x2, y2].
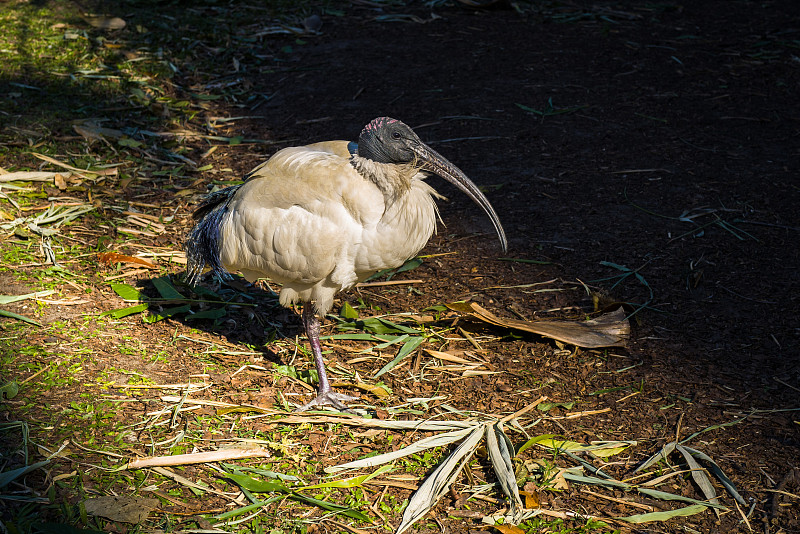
[413, 143, 508, 252]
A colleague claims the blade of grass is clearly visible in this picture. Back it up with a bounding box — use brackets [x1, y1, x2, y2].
[143, 304, 192, 323]
[298, 464, 393, 490]
[215, 496, 284, 521]
[110, 282, 144, 302]
[563, 472, 632, 490]
[0, 459, 51, 489]
[0, 290, 56, 304]
[675, 444, 720, 513]
[678, 446, 745, 505]
[635, 441, 677, 472]
[325, 427, 475, 474]
[0, 309, 42, 326]
[637, 487, 727, 510]
[152, 276, 185, 300]
[618, 504, 708, 524]
[374, 336, 425, 378]
[289, 493, 371, 522]
[223, 472, 371, 521]
[99, 303, 149, 319]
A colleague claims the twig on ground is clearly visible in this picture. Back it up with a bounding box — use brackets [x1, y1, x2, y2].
[124, 448, 271, 469]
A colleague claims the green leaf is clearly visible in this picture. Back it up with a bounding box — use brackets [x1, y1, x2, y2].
[143, 304, 192, 323]
[0, 382, 19, 400]
[679, 419, 743, 444]
[365, 257, 423, 281]
[679, 445, 745, 505]
[151, 276, 185, 300]
[274, 365, 301, 379]
[0, 459, 50, 489]
[191, 93, 222, 101]
[358, 317, 403, 335]
[215, 497, 283, 520]
[600, 260, 632, 272]
[117, 137, 143, 148]
[365, 267, 394, 281]
[224, 473, 370, 522]
[675, 444, 719, 510]
[110, 283, 143, 302]
[637, 488, 727, 510]
[374, 336, 425, 378]
[289, 493, 370, 522]
[515, 102, 541, 114]
[517, 434, 558, 456]
[560, 450, 612, 479]
[322, 333, 402, 341]
[341, 316, 420, 335]
[537, 401, 575, 412]
[0, 309, 42, 326]
[563, 472, 632, 490]
[619, 504, 709, 524]
[340, 302, 359, 320]
[372, 335, 409, 350]
[395, 257, 423, 274]
[188, 285, 221, 298]
[224, 465, 300, 482]
[225, 472, 291, 494]
[376, 318, 421, 334]
[299, 465, 393, 490]
[217, 405, 269, 416]
[100, 303, 149, 319]
[517, 435, 633, 458]
[634, 441, 677, 472]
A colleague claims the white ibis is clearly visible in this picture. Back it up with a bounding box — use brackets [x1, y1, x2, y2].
[186, 117, 507, 410]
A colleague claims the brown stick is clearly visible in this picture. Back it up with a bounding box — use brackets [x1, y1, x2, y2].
[497, 395, 548, 424]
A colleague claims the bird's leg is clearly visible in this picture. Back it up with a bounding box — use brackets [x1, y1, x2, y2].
[296, 304, 358, 412]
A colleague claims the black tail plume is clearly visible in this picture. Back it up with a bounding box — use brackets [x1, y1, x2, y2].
[185, 185, 242, 286]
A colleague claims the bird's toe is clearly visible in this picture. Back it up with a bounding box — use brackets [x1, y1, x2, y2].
[295, 390, 359, 413]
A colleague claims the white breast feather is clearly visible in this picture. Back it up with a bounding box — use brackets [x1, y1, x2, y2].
[218, 145, 442, 315]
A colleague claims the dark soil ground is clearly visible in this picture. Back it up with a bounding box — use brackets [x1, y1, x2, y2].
[2, 1, 799, 533]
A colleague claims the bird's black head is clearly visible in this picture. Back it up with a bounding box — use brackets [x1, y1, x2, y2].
[355, 116, 508, 253]
[356, 117, 421, 165]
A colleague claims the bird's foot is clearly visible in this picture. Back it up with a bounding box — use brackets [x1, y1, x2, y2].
[296, 389, 359, 413]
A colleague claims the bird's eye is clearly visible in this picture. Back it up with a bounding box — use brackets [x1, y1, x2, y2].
[391, 131, 401, 140]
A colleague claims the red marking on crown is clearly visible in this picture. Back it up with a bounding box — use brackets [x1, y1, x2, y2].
[365, 117, 399, 133]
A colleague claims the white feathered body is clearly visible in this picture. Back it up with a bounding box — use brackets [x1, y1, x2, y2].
[215, 141, 442, 315]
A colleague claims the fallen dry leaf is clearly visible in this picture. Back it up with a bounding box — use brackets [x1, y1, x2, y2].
[447, 302, 629, 348]
[54, 173, 67, 190]
[98, 252, 157, 268]
[424, 349, 475, 364]
[332, 381, 390, 398]
[84, 495, 159, 523]
[85, 15, 126, 30]
[492, 524, 526, 534]
[520, 489, 540, 509]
